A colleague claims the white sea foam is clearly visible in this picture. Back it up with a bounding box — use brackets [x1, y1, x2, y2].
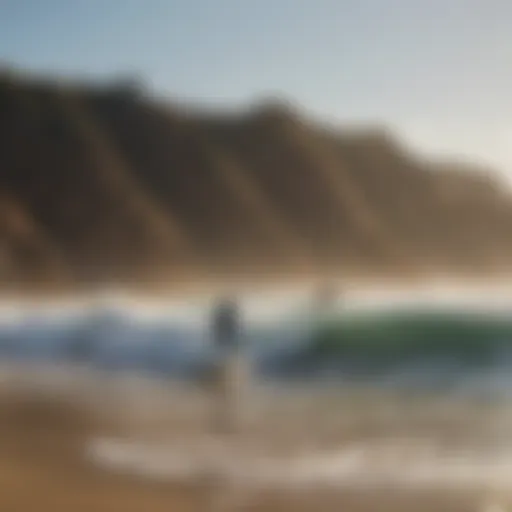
[87, 436, 512, 491]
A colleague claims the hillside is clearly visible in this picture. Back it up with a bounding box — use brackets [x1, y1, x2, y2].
[1, 68, 512, 291]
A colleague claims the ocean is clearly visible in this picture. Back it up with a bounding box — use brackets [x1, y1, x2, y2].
[3, 282, 512, 495]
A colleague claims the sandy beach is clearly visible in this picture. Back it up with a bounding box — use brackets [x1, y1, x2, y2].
[0, 364, 511, 511]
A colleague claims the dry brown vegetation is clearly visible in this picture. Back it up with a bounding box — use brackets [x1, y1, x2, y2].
[1, 68, 512, 291]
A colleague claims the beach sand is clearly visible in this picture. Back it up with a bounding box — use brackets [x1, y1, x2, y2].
[0, 366, 509, 511]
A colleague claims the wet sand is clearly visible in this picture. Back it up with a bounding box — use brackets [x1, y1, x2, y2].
[0, 399, 482, 512]
[1, 365, 511, 511]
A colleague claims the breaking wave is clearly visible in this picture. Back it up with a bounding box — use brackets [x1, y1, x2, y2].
[2, 289, 512, 396]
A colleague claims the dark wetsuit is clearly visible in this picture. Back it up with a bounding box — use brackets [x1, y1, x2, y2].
[212, 298, 240, 352]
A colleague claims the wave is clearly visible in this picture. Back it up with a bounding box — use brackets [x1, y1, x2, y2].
[308, 310, 512, 365]
[262, 309, 512, 394]
[2, 303, 512, 395]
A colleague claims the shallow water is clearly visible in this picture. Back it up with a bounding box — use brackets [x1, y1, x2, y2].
[77, 377, 512, 491]
[2, 356, 512, 493]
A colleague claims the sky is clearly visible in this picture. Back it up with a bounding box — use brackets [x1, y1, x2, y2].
[2, 0, 512, 175]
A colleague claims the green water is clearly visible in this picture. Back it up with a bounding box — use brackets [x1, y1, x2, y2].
[310, 309, 512, 364]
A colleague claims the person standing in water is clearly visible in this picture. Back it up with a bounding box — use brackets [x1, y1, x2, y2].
[210, 294, 248, 435]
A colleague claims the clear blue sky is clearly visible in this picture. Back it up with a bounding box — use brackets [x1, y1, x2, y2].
[2, 0, 512, 174]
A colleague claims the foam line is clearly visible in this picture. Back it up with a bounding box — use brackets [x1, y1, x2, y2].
[87, 437, 512, 490]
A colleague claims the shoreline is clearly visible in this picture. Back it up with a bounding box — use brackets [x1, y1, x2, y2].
[0, 368, 509, 511]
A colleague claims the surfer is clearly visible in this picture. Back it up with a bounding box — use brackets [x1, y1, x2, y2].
[209, 294, 248, 435]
